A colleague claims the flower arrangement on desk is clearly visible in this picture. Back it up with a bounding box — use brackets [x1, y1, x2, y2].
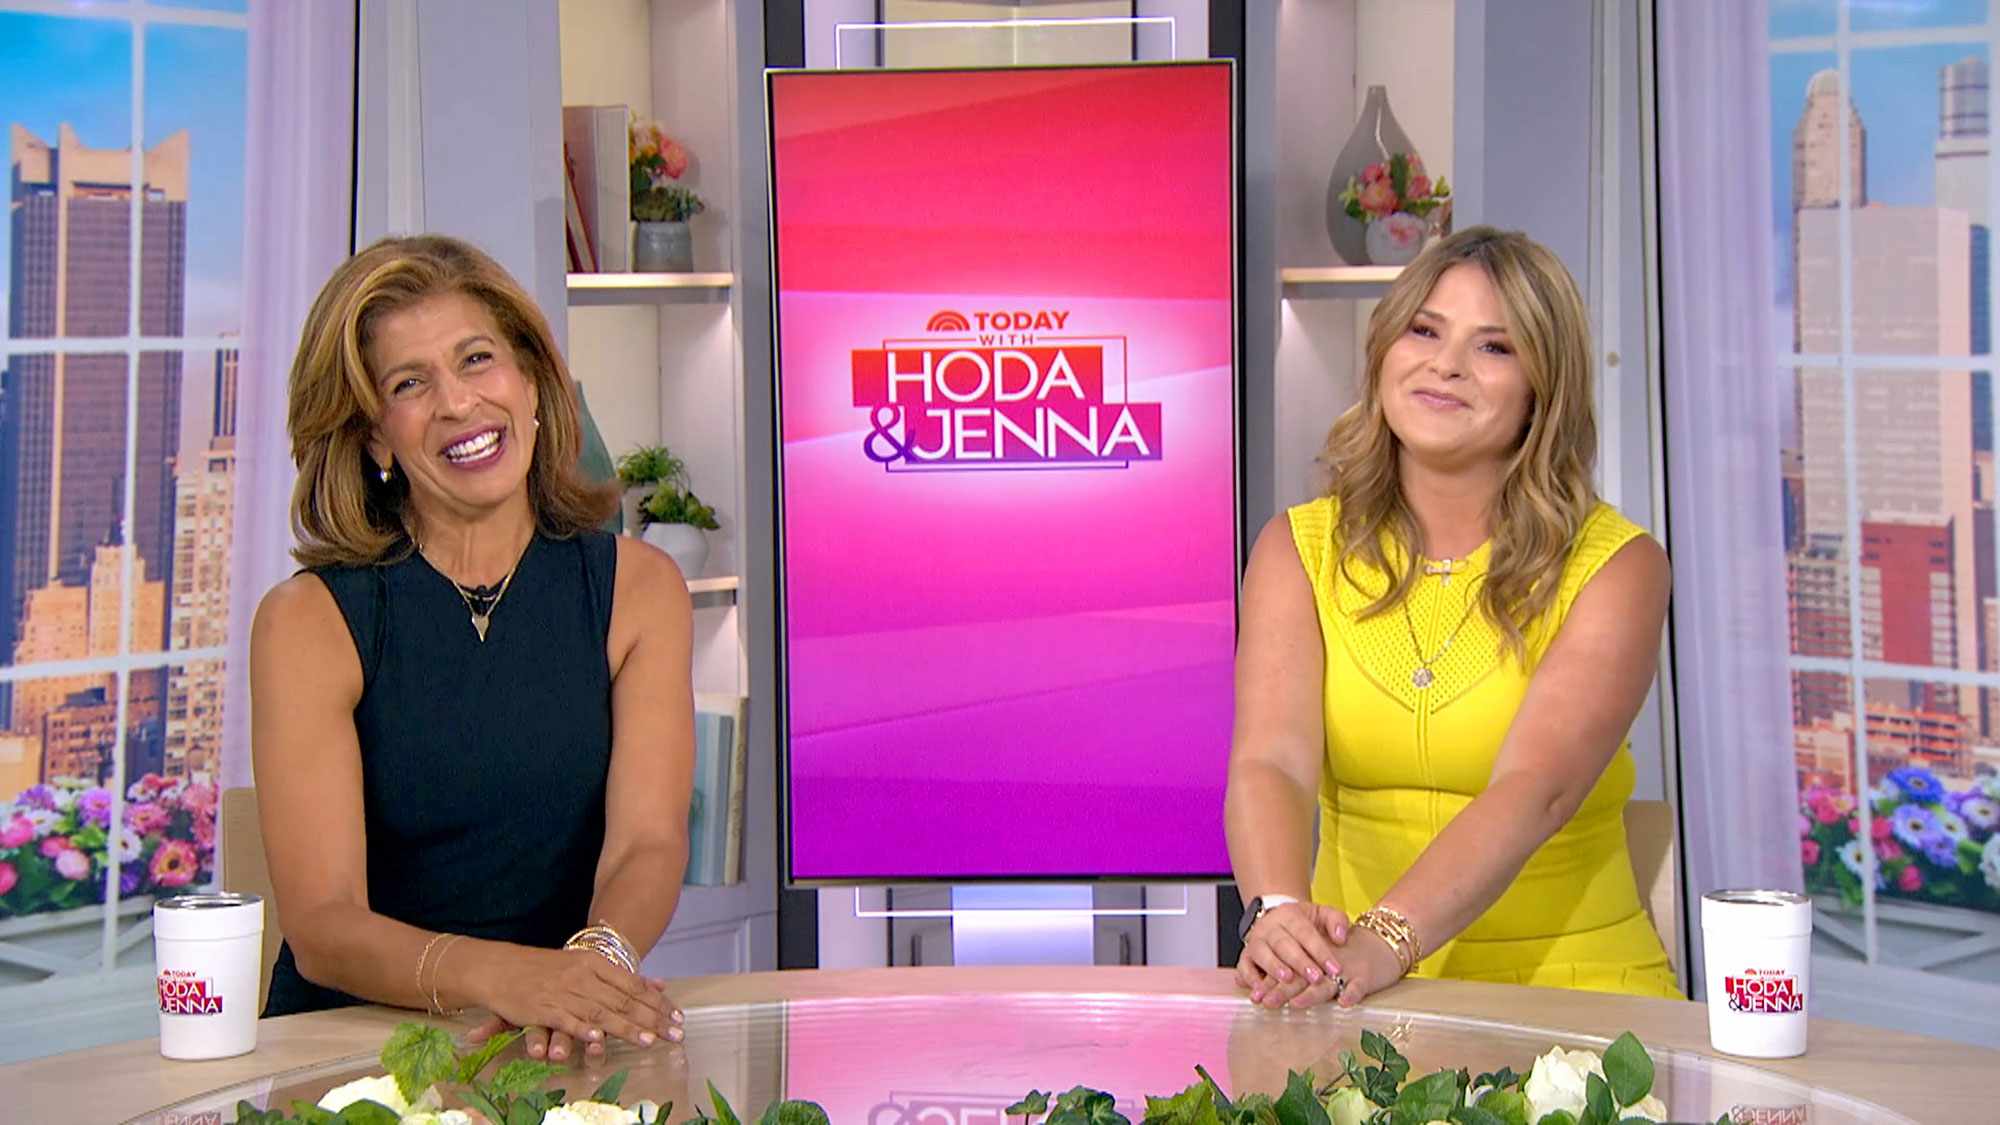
[0, 773, 216, 917]
[1337, 153, 1451, 268]
[228, 1022, 1729, 1125]
[1798, 769, 2000, 913]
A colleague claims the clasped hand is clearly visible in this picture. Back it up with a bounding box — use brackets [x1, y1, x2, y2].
[467, 947, 684, 1064]
[1233, 902, 1406, 1009]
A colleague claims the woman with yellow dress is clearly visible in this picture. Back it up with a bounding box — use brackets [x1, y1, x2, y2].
[1224, 226, 1679, 1009]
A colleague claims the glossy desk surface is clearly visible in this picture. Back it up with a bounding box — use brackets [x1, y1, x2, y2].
[5, 967, 1997, 1124]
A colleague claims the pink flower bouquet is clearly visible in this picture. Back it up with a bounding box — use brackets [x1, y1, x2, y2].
[1338, 152, 1451, 223]
[628, 121, 706, 224]
[0, 774, 217, 917]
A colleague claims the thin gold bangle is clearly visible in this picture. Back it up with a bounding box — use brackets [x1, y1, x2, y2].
[415, 932, 450, 1012]
[428, 933, 467, 1017]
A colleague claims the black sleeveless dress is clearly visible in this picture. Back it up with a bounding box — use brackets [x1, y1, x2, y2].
[262, 531, 617, 1016]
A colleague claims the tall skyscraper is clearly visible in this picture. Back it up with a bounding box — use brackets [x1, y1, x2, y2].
[8, 543, 163, 741]
[1, 124, 188, 721]
[164, 343, 238, 780]
[1860, 513, 1958, 717]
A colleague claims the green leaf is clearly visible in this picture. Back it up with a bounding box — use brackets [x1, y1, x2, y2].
[379, 1022, 457, 1104]
[591, 1069, 632, 1106]
[1582, 1074, 1615, 1125]
[709, 1079, 745, 1125]
[232, 1100, 287, 1125]
[1602, 1032, 1652, 1109]
[490, 1058, 563, 1098]
[1388, 1070, 1463, 1124]
[1448, 1106, 1507, 1125]
[1009, 1090, 1054, 1116]
[286, 1101, 341, 1124]
[1144, 1081, 1221, 1125]
[1359, 1031, 1395, 1065]
[757, 1102, 832, 1125]
[1472, 1090, 1528, 1125]
[1049, 1085, 1129, 1125]
[1533, 1113, 1577, 1125]
[1470, 1068, 1522, 1093]
[1196, 1066, 1236, 1115]
[335, 1100, 404, 1125]
[506, 1099, 544, 1125]
[455, 1028, 524, 1085]
[457, 1087, 505, 1123]
[1276, 1070, 1333, 1125]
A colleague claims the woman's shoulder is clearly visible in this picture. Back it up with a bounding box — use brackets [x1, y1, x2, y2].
[1557, 502, 1665, 605]
[610, 534, 693, 616]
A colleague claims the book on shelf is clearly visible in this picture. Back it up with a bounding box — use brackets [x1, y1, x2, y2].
[560, 104, 631, 272]
[686, 693, 747, 887]
[563, 146, 596, 272]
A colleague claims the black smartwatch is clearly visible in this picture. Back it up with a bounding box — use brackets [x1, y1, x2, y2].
[1236, 894, 1301, 942]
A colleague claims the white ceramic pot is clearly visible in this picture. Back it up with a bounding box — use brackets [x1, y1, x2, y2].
[1364, 211, 1429, 266]
[619, 487, 648, 536]
[642, 522, 709, 578]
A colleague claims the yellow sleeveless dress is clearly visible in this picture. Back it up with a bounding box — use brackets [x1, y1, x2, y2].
[1289, 496, 1680, 999]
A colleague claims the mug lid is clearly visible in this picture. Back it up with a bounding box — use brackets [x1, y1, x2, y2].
[154, 892, 264, 940]
[1700, 888, 1812, 937]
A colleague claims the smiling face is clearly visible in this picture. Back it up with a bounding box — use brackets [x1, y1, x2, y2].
[364, 290, 539, 525]
[1376, 262, 1534, 474]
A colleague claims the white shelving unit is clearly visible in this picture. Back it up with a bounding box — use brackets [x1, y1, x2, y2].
[566, 271, 734, 306]
[686, 574, 739, 609]
[1279, 265, 1402, 299]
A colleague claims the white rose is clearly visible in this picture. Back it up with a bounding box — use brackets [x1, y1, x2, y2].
[1621, 1093, 1668, 1122]
[1325, 1087, 1379, 1125]
[314, 1074, 439, 1116]
[541, 1102, 641, 1125]
[1523, 1046, 1603, 1120]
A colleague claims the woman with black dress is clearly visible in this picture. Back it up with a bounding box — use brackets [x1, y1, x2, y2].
[251, 235, 695, 1065]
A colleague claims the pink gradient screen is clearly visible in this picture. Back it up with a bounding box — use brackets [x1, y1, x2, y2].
[771, 63, 1237, 881]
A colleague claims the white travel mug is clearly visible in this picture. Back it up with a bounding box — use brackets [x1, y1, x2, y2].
[1700, 889, 1811, 1059]
[155, 892, 264, 1060]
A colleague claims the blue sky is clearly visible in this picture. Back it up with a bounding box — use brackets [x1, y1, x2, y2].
[1772, 0, 1991, 37]
[0, 9, 247, 458]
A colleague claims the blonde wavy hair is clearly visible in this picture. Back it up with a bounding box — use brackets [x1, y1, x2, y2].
[1321, 225, 1598, 661]
[287, 235, 617, 568]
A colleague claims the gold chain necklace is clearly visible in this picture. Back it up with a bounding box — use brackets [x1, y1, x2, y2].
[422, 545, 525, 643]
[1401, 573, 1481, 690]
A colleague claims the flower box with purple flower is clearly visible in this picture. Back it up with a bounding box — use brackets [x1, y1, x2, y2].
[1799, 767, 2000, 914]
[1, 773, 217, 920]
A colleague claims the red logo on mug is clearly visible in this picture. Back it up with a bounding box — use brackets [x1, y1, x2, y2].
[1723, 968, 1803, 1014]
[157, 968, 225, 1015]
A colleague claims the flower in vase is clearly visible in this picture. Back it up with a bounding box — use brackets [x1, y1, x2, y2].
[1837, 839, 1871, 881]
[1920, 832, 1959, 869]
[39, 834, 70, 859]
[128, 802, 169, 836]
[1811, 797, 1843, 826]
[1870, 815, 1893, 842]
[1797, 812, 1813, 838]
[0, 859, 15, 897]
[0, 815, 32, 850]
[120, 862, 147, 896]
[1897, 863, 1924, 893]
[77, 787, 112, 828]
[1373, 211, 1428, 250]
[178, 781, 217, 819]
[1982, 835, 2000, 891]
[1801, 838, 1821, 866]
[16, 784, 57, 812]
[113, 827, 143, 864]
[1934, 808, 1971, 845]
[1357, 178, 1398, 217]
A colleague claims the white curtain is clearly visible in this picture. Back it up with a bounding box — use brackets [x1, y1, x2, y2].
[219, 2, 357, 790]
[1657, 0, 1804, 993]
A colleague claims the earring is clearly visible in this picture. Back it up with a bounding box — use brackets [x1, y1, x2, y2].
[532, 417, 541, 429]
[378, 465, 392, 483]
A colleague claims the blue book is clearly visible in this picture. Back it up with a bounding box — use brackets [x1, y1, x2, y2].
[686, 695, 746, 886]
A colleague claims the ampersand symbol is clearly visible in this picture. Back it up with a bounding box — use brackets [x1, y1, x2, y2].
[862, 404, 911, 464]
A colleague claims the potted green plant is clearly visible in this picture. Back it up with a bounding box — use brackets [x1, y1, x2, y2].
[629, 120, 706, 272]
[615, 445, 720, 577]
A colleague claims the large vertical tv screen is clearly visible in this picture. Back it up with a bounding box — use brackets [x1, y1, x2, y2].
[770, 61, 1238, 882]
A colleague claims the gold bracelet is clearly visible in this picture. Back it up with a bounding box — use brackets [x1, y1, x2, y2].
[1355, 906, 1420, 975]
[564, 922, 638, 973]
[415, 932, 450, 1011]
[427, 933, 467, 1016]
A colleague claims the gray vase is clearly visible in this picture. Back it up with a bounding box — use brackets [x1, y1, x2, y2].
[634, 220, 693, 272]
[1326, 85, 1418, 266]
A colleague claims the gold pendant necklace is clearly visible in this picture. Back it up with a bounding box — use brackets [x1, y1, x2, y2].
[451, 568, 516, 642]
[1402, 574, 1481, 690]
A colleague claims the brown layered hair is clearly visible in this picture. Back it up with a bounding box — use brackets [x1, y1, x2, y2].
[1320, 225, 1598, 660]
[286, 235, 618, 567]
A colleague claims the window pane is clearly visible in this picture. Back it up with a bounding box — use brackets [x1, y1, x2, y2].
[0, 352, 172, 675]
[1849, 0, 1990, 34]
[153, 347, 232, 660]
[1770, 50, 1840, 342]
[1859, 676, 2000, 916]
[0, 14, 136, 341]
[151, 0, 249, 11]
[142, 22, 246, 338]
[1771, 0, 1836, 39]
[0, 673, 146, 946]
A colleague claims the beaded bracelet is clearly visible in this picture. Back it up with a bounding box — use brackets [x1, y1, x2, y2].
[1355, 905, 1421, 976]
